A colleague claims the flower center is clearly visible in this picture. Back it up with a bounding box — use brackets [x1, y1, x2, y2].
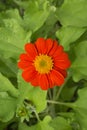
[33, 54, 53, 74]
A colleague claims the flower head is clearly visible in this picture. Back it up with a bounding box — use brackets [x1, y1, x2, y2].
[18, 38, 71, 90]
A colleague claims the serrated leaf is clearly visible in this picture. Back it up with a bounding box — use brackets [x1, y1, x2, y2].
[50, 116, 72, 130]
[0, 9, 22, 23]
[56, 0, 87, 27]
[18, 71, 47, 113]
[71, 41, 87, 81]
[0, 73, 19, 98]
[70, 87, 87, 130]
[0, 55, 17, 78]
[18, 116, 53, 130]
[0, 95, 17, 122]
[1, 18, 27, 48]
[23, 0, 50, 32]
[56, 27, 86, 50]
[0, 18, 31, 58]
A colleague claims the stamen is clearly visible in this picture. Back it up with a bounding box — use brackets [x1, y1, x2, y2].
[33, 54, 53, 74]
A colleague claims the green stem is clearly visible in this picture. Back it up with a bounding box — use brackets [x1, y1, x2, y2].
[30, 106, 40, 121]
[53, 86, 57, 100]
[48, 89, 52, 99]
[33, 109, 40, 121]
[47, 100, 74, 108]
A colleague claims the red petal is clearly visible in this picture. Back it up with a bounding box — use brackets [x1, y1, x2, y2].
[25, 43, 38, 60]
[39, 74, 49, 90]
[47, 73, 55, 88]
[54, 52, 69, 60]
[35, 38, 47, 54]
[22, 66, 37, 82]
[50, 69, 65, 86]
[45, 38, 54, 54]
[19, 53, 33, 62]
[31, 73, 39, 86]
[18, 61, 31, 69]
[54, 59, 71, 69]
[48, 40, 58, 56]
[54, 66, 67, 78]
[52, 45, 64, 58]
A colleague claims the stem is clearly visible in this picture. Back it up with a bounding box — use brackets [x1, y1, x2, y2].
[48, 89, 52, 99]
[30, 106, 40, 121]
[56, 74, 71, 100]
[33, 109, 40, 121]
[53, 86, 57, 100]
[47, 100, 74, 108]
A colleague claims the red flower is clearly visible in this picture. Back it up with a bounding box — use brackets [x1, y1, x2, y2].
[18, 38, 71, 90]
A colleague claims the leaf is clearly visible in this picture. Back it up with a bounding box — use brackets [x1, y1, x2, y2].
[0, 19, 26, 48]
[74, 41, 87, 58]
[56, 27, 86, 50]
[0, 9, 22, 23]
[0, 18, 31, 58]
[70, 87, 87, 130]
[50, 116, 72, 130]
[61, 85, 78, 102]
[18, 116, 53, 130]
[0, 73, 19, 98]
[31, 10, 57, 40]
[71, 41, 87, 82]
[0, 55, 18, 78]
[18, 71, 47, 113]
[0, 94, 17, 122]
[77, 30, 87, 42]
[56, 0, 87, 27]
[23, 0, 51, 32]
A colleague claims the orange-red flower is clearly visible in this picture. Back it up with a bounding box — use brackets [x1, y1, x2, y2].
[18, 38, 71, 90]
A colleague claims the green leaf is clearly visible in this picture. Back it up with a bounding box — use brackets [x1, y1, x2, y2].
[0, 122, 7, 130]
[31, 10, 57, 40]
[0, 55, 17, 78]
[0, 9, 22, 23]
[18, 71, 47, 113]
[0, 18, 31, 58]
[71, 41, 87, 82]
[77, 30, 87, 42]
[0, 18, 26, 48]
[18, 116, 53, 130]
[50, 116, 72, 130]
[0, 94, 17, 122]
[56, 27, 86, 50]
[0, 73, 19, 98]
[70, 87, 87, 130]
[56, 0, 87, 27]
[23, 0, 51, 32]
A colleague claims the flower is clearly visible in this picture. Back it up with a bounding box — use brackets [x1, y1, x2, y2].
[18, 38, 71, 90]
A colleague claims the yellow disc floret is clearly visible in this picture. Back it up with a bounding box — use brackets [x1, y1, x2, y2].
[33, 54, 53, 74]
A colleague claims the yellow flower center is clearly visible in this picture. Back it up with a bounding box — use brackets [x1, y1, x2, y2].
[33, 54, 53, 74]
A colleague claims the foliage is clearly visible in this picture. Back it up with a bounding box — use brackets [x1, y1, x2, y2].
[0, 0, 87, 130]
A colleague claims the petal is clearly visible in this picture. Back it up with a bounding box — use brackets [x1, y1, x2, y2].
[45, 38, 54, 54]
[54, 59, 71, 69]
[39, 74, 49, 90]
[52, 45, 64, 58]
[50, 69, 65, 86]
[18, 61, 31, 69]
[31, 73, 39, 86]
[48, 40, 58, 56]
[22, 66, 37, 82]
[54, 52, 69, 61]
[20, 53, 29, 61]
[35, 38, 47, 54]
[25, 43, 38, 60]
[54, 66, 67, 78]
[47, 73, 55, 88]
